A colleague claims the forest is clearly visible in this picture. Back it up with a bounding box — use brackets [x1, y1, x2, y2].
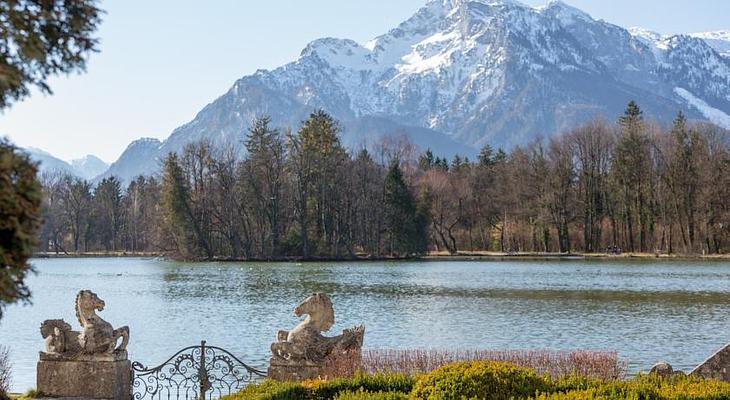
[36, 102, 730, 260]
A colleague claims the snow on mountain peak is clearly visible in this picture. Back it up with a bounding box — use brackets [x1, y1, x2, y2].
[629, 28, 730, 60]
[194, 1, 730, 133]
[670, 34, 730, 85]
[261, 0, 730, 144]
[428, 0, 528, 11]
[277, 0, 654, 127]
[691, 30, 730, 41]
[538, 0, 593, 26]
[300, 37, 374, 70]
[627, 27, 666, 45]
[70, 155, 109, 180]
[690, 31, 730, 58]
[71, 154, 107, 165]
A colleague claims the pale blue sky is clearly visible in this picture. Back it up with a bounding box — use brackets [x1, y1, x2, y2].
[2, 0, 728, 162]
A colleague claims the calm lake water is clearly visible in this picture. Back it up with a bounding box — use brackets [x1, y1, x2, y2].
[1, 257, 729, 391]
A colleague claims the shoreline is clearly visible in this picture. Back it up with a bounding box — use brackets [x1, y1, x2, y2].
[32, 251, 730, 262]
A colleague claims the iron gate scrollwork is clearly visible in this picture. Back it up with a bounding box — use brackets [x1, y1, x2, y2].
[132, 341, 267, 400]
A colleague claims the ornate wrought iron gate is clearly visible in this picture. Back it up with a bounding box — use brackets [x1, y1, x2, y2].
[131, 341, 267, 400]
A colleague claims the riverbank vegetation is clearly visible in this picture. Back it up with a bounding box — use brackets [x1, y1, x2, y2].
[226, 360, 730, 400]
[35, 102, 730, 260]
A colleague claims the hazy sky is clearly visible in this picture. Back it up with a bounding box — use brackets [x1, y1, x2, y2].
[2, 0, 728, 162]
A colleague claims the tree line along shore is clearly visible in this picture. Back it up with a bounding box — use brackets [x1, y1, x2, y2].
[30, 251, 730, 261]
[35, 102, 730, 261]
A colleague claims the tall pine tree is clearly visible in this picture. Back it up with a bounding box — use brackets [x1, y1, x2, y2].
[293, 110, 348, 256]
[612, 101, 654, 252]
[383, 159, 423, 256]
[245, 116, 286, 257]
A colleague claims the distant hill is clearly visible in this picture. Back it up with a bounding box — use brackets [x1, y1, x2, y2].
[93, 138, 162, 184]
[25, 147, 108, 181]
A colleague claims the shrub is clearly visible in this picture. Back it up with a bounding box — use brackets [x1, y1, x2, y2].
[533, 374, 730, 400]
[550, 374, 609, 393]
[305, 372, 414, 399]
[533, 382, 660, 400]
[226, 362, 730, 400]
[650, 374, 730, 400]
[225, 380, 308, 400]
[362, 349, 626, 380]
[532, 388, 638, 400]
[0, 346, 10, 400]
[334, 389, 409, 400]
[224, 373, 415, 400]
[411, 361, 551, 400]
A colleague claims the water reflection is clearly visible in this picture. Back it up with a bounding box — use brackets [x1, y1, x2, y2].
[0, 258, 729, 392]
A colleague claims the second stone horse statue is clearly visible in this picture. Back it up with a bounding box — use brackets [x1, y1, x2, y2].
[269, 293, 365, 381]
[40, 289, 130, 356]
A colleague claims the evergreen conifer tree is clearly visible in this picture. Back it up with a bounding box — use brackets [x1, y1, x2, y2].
[479, 145, 495, 167]
[383, 159, 421, 256]
[0, 0, 102, 109]
[418, 149, 435, 171]
[245, 116, 285, 256]
[0, 140, 42, 319]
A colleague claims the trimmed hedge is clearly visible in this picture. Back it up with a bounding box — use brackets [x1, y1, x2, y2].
[226, 363, 730, 400]
[411, 361, 551, 400]
[224, 373, 414, 400]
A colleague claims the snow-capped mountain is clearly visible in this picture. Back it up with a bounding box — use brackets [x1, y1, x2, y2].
[70, 155, 109, 180]
[102, 0, 730, 184]
[626, 26, 730, 122]
[26, 148, 108, 180]
[690, 31, 730, 58]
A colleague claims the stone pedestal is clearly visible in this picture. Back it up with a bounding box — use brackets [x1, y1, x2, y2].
[37, 351, 131, 400]
[268, 361, 323, 381]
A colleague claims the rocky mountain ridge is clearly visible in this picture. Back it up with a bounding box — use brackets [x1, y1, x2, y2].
[44, 0, 730, 184]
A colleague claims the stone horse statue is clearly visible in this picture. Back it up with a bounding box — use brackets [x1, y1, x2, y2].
[269, 293, 364, 381]
[40, 290, 129, 357]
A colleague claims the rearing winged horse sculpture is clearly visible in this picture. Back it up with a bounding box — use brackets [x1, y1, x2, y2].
[269, 293, 365, 380]
[40, 290, 129, 356]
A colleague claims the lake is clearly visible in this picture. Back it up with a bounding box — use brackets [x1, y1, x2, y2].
[1, 257, 729, 392]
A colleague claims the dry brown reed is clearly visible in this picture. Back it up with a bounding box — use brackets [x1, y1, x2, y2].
[321, 349, 363, 380]
[360, 349, 627, 380]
